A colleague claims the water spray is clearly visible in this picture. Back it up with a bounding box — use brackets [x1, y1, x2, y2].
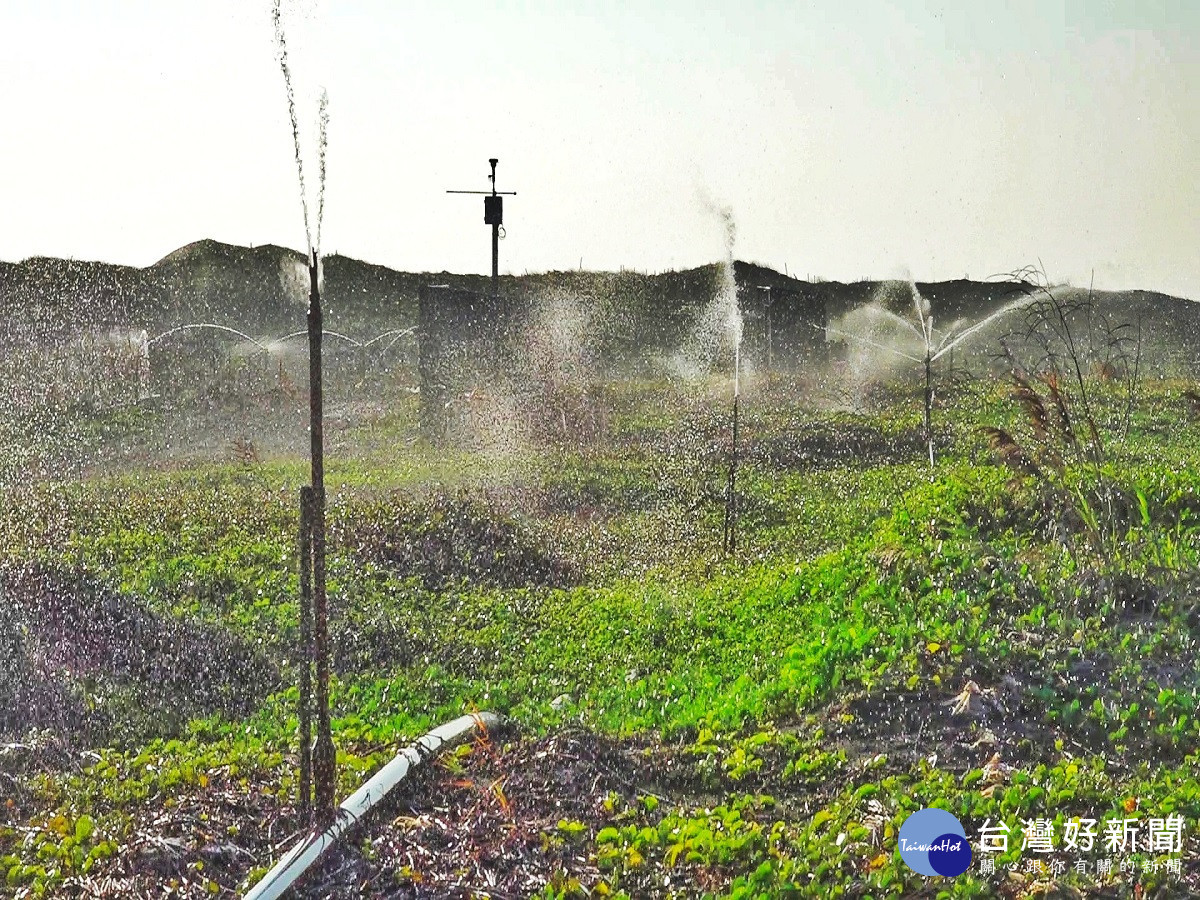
[272, 0, 312, 256]
[147, 323, 272, 352]
[823, 281, 1040, 466]
[722, 337, 741, 554]
[143, 323, 415, 406]
[703, 201, 741, 555]
[274, 326, 417, 350]
[315, 89, 329, 259]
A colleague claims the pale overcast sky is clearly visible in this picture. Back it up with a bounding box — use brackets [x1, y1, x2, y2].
[2, 1, 1196, 298]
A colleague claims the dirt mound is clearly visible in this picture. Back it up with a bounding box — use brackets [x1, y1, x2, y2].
[0, 563, 279, 744]
[339, 492, 577, 591]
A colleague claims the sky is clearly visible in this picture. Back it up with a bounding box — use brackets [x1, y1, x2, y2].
[1, 0, 1197, 299]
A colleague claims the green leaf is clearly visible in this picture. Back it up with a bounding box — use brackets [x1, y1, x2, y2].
[74, 816, 95, 843]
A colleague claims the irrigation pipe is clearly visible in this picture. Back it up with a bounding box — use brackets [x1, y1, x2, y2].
[243, 711, 501, 900]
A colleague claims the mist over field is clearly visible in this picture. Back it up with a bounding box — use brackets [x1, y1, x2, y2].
[3, 1, 1199, 897]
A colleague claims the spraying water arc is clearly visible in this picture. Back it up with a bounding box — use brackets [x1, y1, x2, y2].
[824, 281, 1047, 466]
[147, 323, 272, 353]
[277, 328, 364, 348]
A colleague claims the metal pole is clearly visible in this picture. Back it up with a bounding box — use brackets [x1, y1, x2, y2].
[297, 486, 313, 823]
[724, 392, 740, 555]
[490, 157, 499, 297]
[924, 350, 934, 466]
[766, 289, 773, 371]
[307, 250, 336, 817]
[491, 222, 499, 298]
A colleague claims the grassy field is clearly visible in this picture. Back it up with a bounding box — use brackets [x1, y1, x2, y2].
[3, 369, 1200, 898]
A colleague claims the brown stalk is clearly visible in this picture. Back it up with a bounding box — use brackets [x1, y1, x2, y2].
[979, 426, 1041, 478]
[1010, 371, 1049, 442]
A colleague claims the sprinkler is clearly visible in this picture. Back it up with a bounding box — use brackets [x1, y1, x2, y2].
[823, 282, 1040, 466]
[697, 200, 741, 555]
[305, 250, 336, 818]
[273, 0, 335, 817]
[722, 275, 743, 556]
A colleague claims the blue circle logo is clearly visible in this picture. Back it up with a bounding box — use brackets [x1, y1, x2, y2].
[898, 808, 972, 876]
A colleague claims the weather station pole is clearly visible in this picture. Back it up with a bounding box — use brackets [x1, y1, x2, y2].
[490, 162, 499, 294]
[447, 158, 517, 297]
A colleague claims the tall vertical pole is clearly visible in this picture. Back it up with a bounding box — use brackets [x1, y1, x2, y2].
[766, 293, 773, 371]
[307, 250, 336, 818]
[297, 486, 314, 823]
[724, 394, 740, 554]
[491, 223, 499, 298]
[924, 350, 934, 467]
[489, 158, 499, 297]
[723, 314, 741, 557]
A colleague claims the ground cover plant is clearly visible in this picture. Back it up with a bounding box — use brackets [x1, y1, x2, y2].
[3, 363, 1200, 899]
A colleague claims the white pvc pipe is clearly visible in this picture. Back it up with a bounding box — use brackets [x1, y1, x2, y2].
[244, 711, 501, 900]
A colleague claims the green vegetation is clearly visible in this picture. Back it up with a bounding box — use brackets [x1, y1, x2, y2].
[3, 373, 1200, 897]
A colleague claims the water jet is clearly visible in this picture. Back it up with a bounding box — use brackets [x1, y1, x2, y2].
[827, 280, 1042, 464]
